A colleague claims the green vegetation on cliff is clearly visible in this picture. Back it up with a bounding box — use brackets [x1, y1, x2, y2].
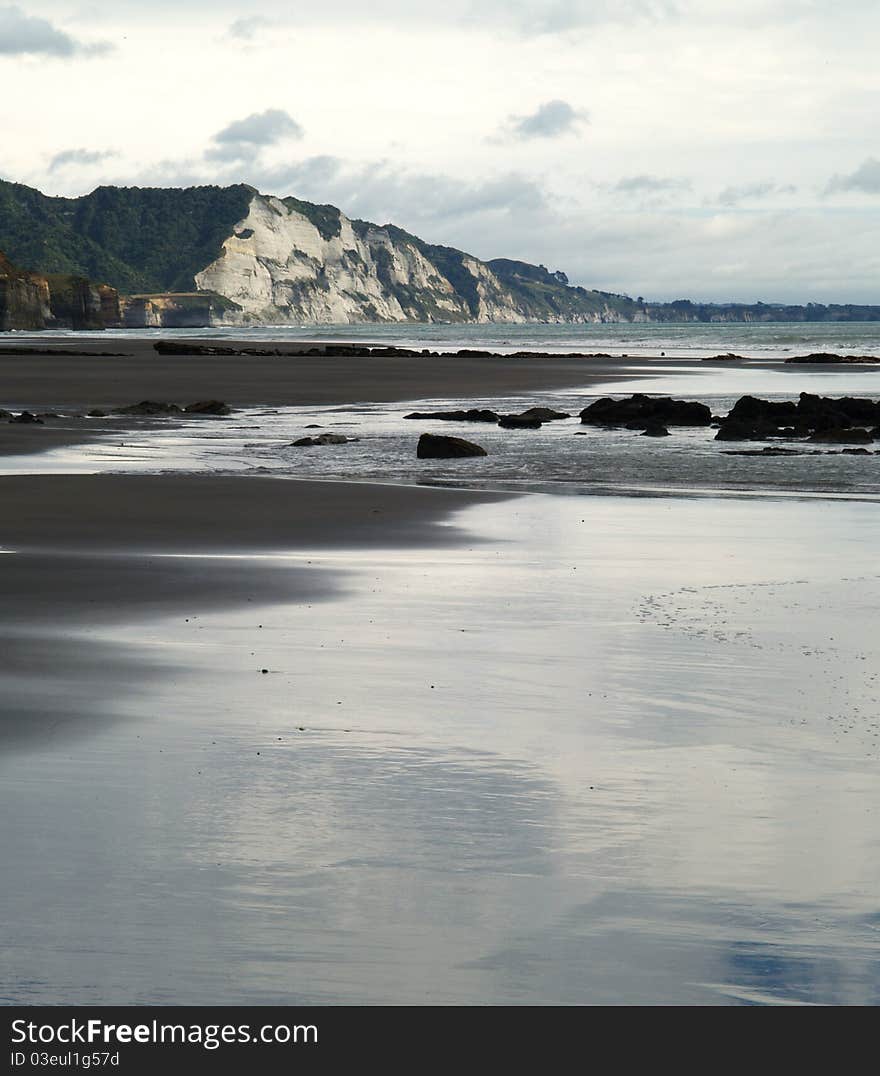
[0, 180, 254, 294]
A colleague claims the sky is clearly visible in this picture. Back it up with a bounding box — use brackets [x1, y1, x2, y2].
[1, 1, 880, 303]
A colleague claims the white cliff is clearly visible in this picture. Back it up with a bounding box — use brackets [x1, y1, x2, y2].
[195, 194, 536, 325]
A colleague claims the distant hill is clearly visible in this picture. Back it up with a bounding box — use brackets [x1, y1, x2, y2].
[0, 179, 636, 325]
[0, 178, 878, 326]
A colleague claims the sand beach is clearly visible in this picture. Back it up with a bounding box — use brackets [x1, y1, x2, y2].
[1, 337, 879, 1004]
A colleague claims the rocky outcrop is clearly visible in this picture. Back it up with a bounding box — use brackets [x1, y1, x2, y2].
[0, 252, 51, 329]
[714, 392, 880, 441]
[518, 407, 571, 421]
[292, 433, 356, 446]
[0, 250, 120, 330]
[580, 394, 713, 427]
[404, 408, 500, 422]
[112, 400, 231, 416]
[121, 292, 239, 329]
[417, 433, 487, 458]
[498, 414, 543, 429]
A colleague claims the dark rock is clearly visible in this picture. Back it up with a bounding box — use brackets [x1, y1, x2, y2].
[87, 409, 107, 418]
[183, 400, 231, 415]
[580, 394, 712, 427]
[722, 446, 816, 456]
[9, 410, 42, 424]
[292, 433, 356, 446]
[715, 420, 778, 441]
[785, 353, 880, 365]
[114, 400, 182, 416]
[518, 407, 571, 421]
[417, 433, 487, 459]
[797, 391, 880, 426]
[715, 392, 880, 441]
[404, 408, 499, 422]
[641, 422, 670, 437]
[808, 427, 873, 444]
[726, 395, 800, 424]
[304, 424, 323, 429]
[498, 414, 543, 429]
[842, 448, 871, 455]
[0, 408, 13, 420]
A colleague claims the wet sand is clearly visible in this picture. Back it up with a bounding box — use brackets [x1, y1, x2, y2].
[3, 338, 879, 1004]
[0, 337, 688, 412]
[2, 492, 878, 1003]
[0, 475, 505, 747]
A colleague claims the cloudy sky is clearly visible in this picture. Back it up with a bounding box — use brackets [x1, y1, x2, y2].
[2, 1, 880, 303]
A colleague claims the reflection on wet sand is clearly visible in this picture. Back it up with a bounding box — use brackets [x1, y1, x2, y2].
[1, 493, 878, 1004]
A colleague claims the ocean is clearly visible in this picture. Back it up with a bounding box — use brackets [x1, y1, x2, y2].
[20, 320, 880, 359]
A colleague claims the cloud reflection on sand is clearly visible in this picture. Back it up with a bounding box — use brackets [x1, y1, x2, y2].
[2, 492, 879, 1003]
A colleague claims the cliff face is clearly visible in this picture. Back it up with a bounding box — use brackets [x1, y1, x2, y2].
[121, 292, 239, 328]
[0, 250, 120, 330]
[0, 179, 636, 326]
[0, 252, 51, 330]
[193, 194, 629, 325]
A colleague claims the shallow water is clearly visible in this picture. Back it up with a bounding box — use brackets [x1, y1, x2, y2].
[1, 493, 878, 1004]
[3, 363, 879, 500]
[17, 320, 880, 360]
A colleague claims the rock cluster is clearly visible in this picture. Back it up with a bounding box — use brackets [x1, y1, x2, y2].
[714, 393, 880, 442]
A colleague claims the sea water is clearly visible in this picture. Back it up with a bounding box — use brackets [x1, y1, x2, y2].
[16, 320, 880, 359]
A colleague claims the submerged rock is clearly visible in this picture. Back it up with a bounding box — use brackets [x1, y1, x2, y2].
[292, 433, 356, 446]
[518, 407, 571, 421]
[417, 433, 487, 459]
[498, 414, 543, 429]
[8, 410, 42, 424]
[404, 409, 499, 422]
[641, 422, 670, 437]
[183, 400, 231, 415]
[114, 400, 182, 416]
[722, 447, 819, 456]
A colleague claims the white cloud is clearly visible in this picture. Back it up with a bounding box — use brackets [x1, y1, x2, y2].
[717, 181, 797, 205]
[227, 16, 274, 40]
[48, 147, 117, 172]
[206, 109, 304, 162]
[0, 5, 111, 57]
[825, 157, 880, 196]
[502, 100, 589, 140]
